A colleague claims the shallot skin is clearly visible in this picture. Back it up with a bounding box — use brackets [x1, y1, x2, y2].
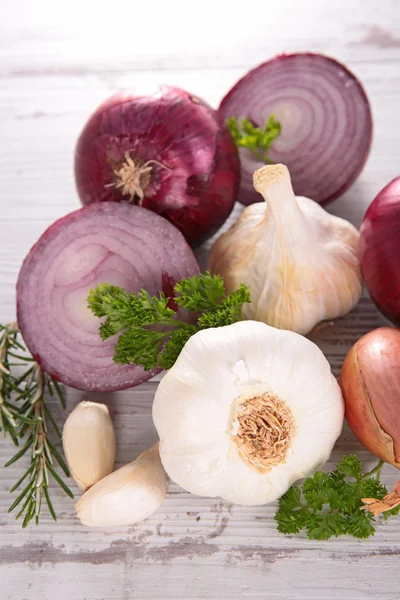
[340, 327, 400, 468]
[360, 177, 400, 325]
[74, 86, 240, 247]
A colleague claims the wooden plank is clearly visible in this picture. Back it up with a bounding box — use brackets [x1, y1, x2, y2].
[1, 1, 400, 598]
[1, 0, 400, 75]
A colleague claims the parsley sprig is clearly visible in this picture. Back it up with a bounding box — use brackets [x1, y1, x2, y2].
[88, 272, 251, 371]
[275, 455, 400, 540]
[227, 115, 281, 163]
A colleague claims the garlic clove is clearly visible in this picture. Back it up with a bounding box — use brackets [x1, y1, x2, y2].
[76, 444, 167, 527]
[63, 400, 116, 491]
[153, 320, 344, 506]
[209, 164, 362, 335]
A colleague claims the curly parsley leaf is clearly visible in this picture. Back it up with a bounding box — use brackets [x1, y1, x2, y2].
[227, 115, 281, 163]
[275, 455, 398, 540]
[306, 513, 345, 540]
[174, 271, 225, 312]
[88, 271, 251, 371]
[275, 487, 308, 534]
[335, 454, 362, 479]
[158, 327, 196, 371]
[113, 328, 167, 370]
[345, 512, 375, 539]
[362, 478, 388, 500]
[302, 471, 331, 511]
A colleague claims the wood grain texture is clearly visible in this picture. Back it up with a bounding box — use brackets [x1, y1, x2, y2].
[1, 1, 400, 598]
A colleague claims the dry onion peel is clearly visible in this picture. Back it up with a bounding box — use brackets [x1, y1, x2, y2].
[362, 481, 400, 517]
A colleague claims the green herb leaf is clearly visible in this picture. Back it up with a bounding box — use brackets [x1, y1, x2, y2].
[383, 505, 400, 520]
[158, 327, 196, 371]
[345, 511, 375, 539]
[302, 471, 331, 511]
[174, 272, 225, 312]
[362, 478, 388, 500]
[276, 487, 308, 534]
[1, 323, 72, 527]
[114, 327, 168, 370]
[227, 115, 281, 163]
[88, 271, 251, 371]
[335, 454, 362, 479]
[196, 289, 250, 329]
[87, 283, 129, 318]
[306, 513, 345, 540]
[275, 456, 398, 540]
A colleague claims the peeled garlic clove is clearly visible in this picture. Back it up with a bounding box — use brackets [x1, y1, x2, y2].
[209, 164, 362, 335]
[63, 400, 116, 491]
[153, 320, 344, 506]
[76, 445, 167, 527]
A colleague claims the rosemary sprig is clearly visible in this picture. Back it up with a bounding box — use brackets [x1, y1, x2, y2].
[0, 323, 22, 444]
[0, 322, 73, 527]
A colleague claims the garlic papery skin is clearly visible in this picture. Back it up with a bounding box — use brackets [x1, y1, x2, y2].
[153, 320, 344, 506]
[76, 445, 167, 527]
[209, 164, 362, 336]
[62, 401, 116, 491]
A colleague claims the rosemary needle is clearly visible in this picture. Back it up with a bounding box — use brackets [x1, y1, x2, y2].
[0, 323, 73, 527]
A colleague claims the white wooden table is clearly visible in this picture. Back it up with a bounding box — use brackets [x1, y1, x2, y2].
[1, 1, 400, 598]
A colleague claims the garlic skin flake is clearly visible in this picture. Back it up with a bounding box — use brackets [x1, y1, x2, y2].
[209, 164, 362, 335]
[153, 321, 344, 506]
[76, 445, 167, 527]
[63, 401, 116, 491]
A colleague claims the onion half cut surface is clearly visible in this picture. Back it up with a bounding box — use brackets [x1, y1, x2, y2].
[16, 203, 199, 392]
[219, 52, 373, 206]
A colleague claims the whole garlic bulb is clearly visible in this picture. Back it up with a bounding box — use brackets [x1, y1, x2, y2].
[63, 401, 116, 491]
[209, 164, 362, 335]
[76, 445, 167, 527]
[153, 320, 344, 506]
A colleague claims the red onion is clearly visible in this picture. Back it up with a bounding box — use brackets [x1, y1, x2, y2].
[74, 86, 240, 247]
[16, 203, 199, 392]
[219, 53, 373, 206]
[360, 177, 400, 325]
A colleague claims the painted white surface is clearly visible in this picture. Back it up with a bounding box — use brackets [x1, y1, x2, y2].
[1, 1, 400, 598]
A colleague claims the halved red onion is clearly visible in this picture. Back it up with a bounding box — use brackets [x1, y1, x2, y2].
[16, 203, 199, 392]
[74, 86, 240, 247]
[219, 52, 373, 206]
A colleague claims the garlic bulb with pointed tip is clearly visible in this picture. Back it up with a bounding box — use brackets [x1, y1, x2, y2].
[63, 401, 116, 491]
[209, 164, 362, 335]
[76, 445, 167, 527]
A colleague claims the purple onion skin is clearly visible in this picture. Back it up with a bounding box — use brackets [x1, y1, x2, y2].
[219, 52, 373, 206]
[75, 86, 240, 247]
[360, 177, 400, 325]
[16, 203, 200, 393]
